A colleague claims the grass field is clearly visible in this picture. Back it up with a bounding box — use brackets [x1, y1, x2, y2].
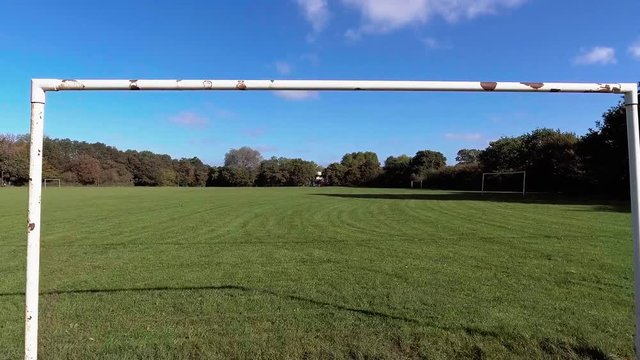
[0, 187, 635, 359]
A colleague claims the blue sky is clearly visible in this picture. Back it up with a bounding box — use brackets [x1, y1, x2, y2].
[1, 0, 638, 166]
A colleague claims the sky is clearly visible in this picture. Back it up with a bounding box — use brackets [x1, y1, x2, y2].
[0, 0, 638, 166]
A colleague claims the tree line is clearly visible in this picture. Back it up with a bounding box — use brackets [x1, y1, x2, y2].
[0, 101, 635, 195]
[322, 101, 634, 195]
[0, 137, 320, 188]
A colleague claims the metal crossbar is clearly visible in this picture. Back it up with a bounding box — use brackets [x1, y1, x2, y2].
[25, 79, 639, 360]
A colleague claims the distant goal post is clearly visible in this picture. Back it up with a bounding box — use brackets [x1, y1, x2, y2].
[43, 179, 60, 189]
[481, 171, 526, 196]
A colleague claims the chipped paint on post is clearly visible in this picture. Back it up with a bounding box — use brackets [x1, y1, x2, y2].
[57, 79, 85, 90]
[235, 80, 247, 90]
[480, 82, 497, 91]
[129, 80, 140, 90]
[521, 82, 544, 90]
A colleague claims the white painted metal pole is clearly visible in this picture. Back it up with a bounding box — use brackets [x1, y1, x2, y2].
[23, 79, 637, 360]
[624, 89, 640, 360]
[25, 95, 45, 360]
[32, 79, 633, 94]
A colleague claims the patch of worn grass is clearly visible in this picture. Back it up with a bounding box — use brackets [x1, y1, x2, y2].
[0, 187, 634, 359]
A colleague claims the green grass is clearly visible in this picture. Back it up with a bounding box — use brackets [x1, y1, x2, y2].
[0, 187, 635, 359]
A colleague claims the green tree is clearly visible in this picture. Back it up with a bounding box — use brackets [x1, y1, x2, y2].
[579, 102, 631, 195]
[323, 163, 346, 186]
[281, 158, 317, 186]
[521, 128, 581, 192]
[383, 155, 412, 187]
[216, 166, 255, 186]
[455, 149, 481, 164]
[340, 151, 381, 186]
[255, 157, 286, 186]
[479, 137, 525, 172]
[410, 150, 446, 180]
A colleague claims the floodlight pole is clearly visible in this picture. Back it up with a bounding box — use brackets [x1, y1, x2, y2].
[25, 79, 639, 360]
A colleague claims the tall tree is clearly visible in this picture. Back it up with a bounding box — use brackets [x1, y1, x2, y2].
[255, 157, 287, 186]
[340, 151, 381, 186]
[224, 147, 263, 172]
[323, 163, 346, 186]
[410, 150, 446, 180]
[383, 155, 412, 187]
[71, 154, 102, 185]
[216, 166, 255, 186]
[281, 158, 317, 186]
[579, 102, 630, 194]
[455, 149, 481, 165]
[479, 137, 525, 172]
[521, 128, 581, 192]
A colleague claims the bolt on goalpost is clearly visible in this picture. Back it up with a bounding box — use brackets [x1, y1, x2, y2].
[26, 79, 639, 360]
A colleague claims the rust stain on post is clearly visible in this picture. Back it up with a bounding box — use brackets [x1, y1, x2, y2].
[236, 81, 247, 90]
[28, 223, 35, 232]
[58, 79, 85, 90]
[129, 80, 140, 90]
[521, 82, 544, 90]
[480, 82, 497, 91]
[584, 84, 620, 93]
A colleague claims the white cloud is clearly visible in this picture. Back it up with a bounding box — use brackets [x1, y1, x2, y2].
[444, 133, 483, 141]
[295, 0, 330, 32]
[169, 112, 209, 128]
[573, 46, 617, 65]
[275, 61, 292, 75]
[274, 90, 320, 101]
[629, 39, 640, 60]
[342, 0, 526, 37]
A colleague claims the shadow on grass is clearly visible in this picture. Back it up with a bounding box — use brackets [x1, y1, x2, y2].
[0, 284, 418, 324]
[311, 192, 630, 212]
[1, 286, 619, 359]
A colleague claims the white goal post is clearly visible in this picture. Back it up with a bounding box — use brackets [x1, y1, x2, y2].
[25, 79, 639, 360]
[43, 179, 60, 189]
[481, 171, 526, 196]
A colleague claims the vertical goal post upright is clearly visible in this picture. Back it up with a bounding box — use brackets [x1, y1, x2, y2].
[26, 79, 639, 360]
